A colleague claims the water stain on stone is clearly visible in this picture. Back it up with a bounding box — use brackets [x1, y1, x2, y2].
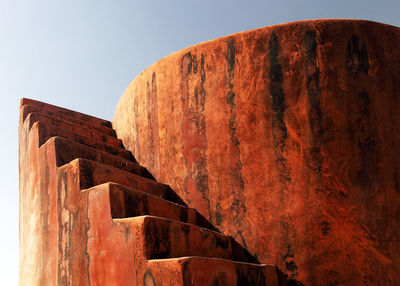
[346, 35, 369, 76]
[180, 51, 211, 217]
[269, 32, 290, 182]
[192, 54, 198, 74]
[147, 73, 160, 173]
[284, 245, 299, 278]
[305, 30, 325, 175]
[321, 220, 331, 235]
[354, 90, 380, 192]
[182, 261, 192, 285]
[225, 38, 246, 227]
[285, 261, 298, 272]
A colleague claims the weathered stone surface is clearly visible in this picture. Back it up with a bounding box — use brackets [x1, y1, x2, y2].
[19, 98, 271, 285]
[113, 19, 400, 285]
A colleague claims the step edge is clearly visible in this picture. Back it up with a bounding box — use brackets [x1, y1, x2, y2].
[25, 111, 122, 146]
[35, 120, 133, 160]
[20, 98, 112, 127]
[107, 182, 217, 230]
[58, 158, 186, 206]
[74, 158, 167, 187]
[80, 182, 115, 193]
[113, 215, 223, 237]
[146, 256, 268, 267]
[43, 135, 141, 169]
[81, 182, 175, 205]
[107, 183, 189, 209]
[21, 104, 116, 135]
[25, 111, 111, 136]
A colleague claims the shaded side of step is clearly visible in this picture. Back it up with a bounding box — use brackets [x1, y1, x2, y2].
[145, 257, 275, 286]
[68, 158, 185, 206]
[115, 216, 255, 263]
[20, 98, 112, 128]
[21, 104, 115, 136]
[43, 136, 153, 179]
[34, 121, 133, 160]
[108, 183, 216, 230]
[25, 112, 123, 147]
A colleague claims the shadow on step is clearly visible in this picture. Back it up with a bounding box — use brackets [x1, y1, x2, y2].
[134, 168, 304, 285]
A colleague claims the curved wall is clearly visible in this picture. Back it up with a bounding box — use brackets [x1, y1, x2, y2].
[113, 20, 400, 285]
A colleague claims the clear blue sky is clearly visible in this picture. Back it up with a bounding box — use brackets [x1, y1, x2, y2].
[1, 0, 398, 284]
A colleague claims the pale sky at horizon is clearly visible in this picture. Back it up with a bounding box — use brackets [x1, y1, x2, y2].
[1, 0, 399, 284]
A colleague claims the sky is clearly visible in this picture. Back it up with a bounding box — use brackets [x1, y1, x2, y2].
[0, 0, 399, 284]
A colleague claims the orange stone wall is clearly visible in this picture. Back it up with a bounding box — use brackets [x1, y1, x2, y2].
[113, 20, 400, 285]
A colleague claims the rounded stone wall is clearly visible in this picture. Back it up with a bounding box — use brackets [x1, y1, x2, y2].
[113, 20, 400, 285]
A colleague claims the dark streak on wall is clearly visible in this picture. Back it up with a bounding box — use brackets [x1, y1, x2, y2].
[225, 39, 246, 232]
[180, 52, 211, 219]
[269, 32, 290, 181]
[305, 30, 324, 175]
[57, 169, 70, 285]
[40, 147, 50, 283]
[83, 191, 91, 286]
[147, 72, 160, 175]
[133, 89, 141, 162]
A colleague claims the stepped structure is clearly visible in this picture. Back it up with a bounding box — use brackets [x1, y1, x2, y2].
[19, 98, 279, 285]
[20, 20, 400, 285]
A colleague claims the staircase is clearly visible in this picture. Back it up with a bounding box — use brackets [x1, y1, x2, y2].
[19, 98, 279, 285]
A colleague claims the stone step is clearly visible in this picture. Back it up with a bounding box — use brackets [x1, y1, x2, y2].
[34, 121, 134, 161]
[21, 104, 115, 136]
[107, 183, 217, 231]
[20, 98, 112, 128]
[114, 216, 257, 263]
[25, 112, 123, 147]
[145, 257, 276, 286]
[42, 136, 153, 179]
[65, 158, 186, 206]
